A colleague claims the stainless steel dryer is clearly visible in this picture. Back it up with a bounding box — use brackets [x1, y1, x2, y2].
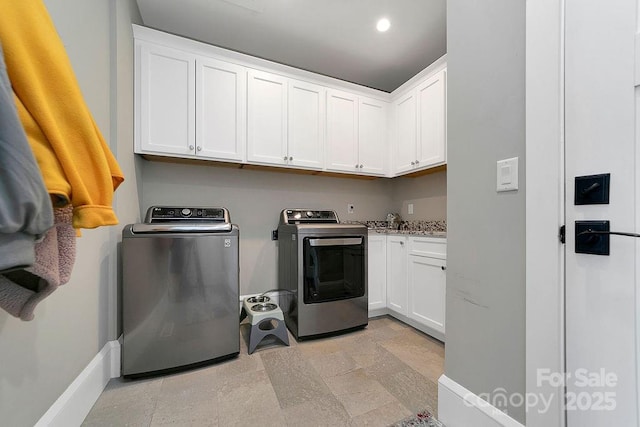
[121, 206, 239, 377]
[277, 209, 368, 340]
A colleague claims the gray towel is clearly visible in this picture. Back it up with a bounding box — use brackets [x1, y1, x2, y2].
[0, 42, 54, 272]
[0, 206, 75, 320]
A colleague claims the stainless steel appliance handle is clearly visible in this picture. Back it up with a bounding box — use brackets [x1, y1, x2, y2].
[308, 237, 363, 247]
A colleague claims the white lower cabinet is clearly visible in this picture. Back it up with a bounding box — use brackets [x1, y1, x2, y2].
[367, 234, 387, 311]
[368, 233, 446, 340]
[408, 254, 446, 335]
[386, 235, 408, 316]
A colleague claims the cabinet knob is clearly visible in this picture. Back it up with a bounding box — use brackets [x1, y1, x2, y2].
[284, 156, 288, 161]
[355, 164, 359, 169]
[415, 159, 420, 164]
[189, 145, 195, 151]
[197, 146, 202, 152]
[359, 164, 364, 168]
[289, 156, 293, 161]
[411, 161, 415, 166]
[400, 241, 404, 245]
[441, 266, 446, 271]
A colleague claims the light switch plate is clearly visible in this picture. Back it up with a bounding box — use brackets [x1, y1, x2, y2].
[497, 157, 519, 192]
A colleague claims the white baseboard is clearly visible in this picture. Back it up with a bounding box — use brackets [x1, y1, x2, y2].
[369, 308, 445, 343]
[368, 307, 389, 318]
[35, 339, 121, 427]
[438, 375, 524, 427]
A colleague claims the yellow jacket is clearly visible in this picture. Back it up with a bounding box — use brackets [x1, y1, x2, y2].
[0, 0, 124, 229]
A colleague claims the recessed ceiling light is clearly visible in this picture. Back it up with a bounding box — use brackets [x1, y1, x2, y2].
[376, 18, 391, 32]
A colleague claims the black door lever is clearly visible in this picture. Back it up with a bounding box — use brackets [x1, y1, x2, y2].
[575, 220, 640, 255]
[577, 229, 640, 238]
[580, 182, 601, 195]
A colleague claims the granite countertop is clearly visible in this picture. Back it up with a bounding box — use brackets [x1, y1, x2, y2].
[368, 228, 447, 238]
[342, 220, 447, 238]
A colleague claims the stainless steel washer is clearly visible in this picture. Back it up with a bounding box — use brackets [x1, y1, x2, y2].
[121, 206, 239, 377]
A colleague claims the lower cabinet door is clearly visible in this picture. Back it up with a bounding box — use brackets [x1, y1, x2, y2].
[408, 255, 446, 335]
[367, 234, 387, 311]
[386, 236, 408, 316]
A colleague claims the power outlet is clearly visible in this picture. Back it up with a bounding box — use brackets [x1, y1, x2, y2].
[408, 203, 414, 215]
[347, 204, 354, 214]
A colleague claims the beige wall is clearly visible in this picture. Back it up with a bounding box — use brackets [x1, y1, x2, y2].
[445, 0, 526, 423]
[0, 1, 141, 426]
[141, 162, 447, 296]
[391, 171, 447, 220]
[140, 161, 392, 295]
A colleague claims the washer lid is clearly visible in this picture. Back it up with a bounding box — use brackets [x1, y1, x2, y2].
[130, 222, 233, 233]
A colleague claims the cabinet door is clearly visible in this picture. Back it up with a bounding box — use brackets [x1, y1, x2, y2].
[326, 89, 359, 173]
[394, 90, 417, 174]
[288, 80, 325, 169]
[196, 58, 246, 161]
[386, 236, 408, 316]
[367, 234, 387, 311]
[137, 42, 195, 156]
[247, 70, 288, 165]
[417, 69, 446, 168]
[408, 255, 446, 335]
[358, 97, 388, 176]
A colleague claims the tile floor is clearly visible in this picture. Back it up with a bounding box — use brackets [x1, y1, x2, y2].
[82, 316, 444, 427]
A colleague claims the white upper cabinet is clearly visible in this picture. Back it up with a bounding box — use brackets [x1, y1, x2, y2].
[247, 70, 288, 165]
[417, 69, 446, 167]
[326, 90, 388, 176]
[392, 67, 447, 176]
[136, 38, 246, 163]
[137, 42, 195, 156]
[196, 57, 246, 161]
[247, 72, 324, 170]
[394, 91, 417, 174]
[358, 97, 387, 175]
[134, 26, 444, 177]
[287, 80, 325, 170]
[326, 89, 359, 172]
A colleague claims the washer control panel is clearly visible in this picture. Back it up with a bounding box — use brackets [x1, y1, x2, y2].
[145, 206, 229, 223]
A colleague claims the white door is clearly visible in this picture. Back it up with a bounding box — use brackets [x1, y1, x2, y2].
[326, 89, 359, 173]
[247, 70, 288, 165]
[386, 235, 408, 316]
[565, 0, 638, 425]
[138, 42, 195, 156]
[288, 80, 324, 170]
[416, 69, 446, 168]
[358, 97, 388, 176]
[196, 57, 246, 161]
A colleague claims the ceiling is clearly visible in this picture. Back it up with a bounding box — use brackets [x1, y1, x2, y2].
[135, 0, 447, 93]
